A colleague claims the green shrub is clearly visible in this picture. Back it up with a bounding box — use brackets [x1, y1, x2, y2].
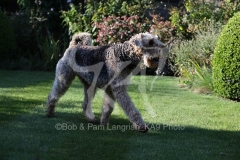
[39, 36, 61, 70]
[94, 13, 175, 45]
[61, 0, 154, 39]
[171, 21, 222, 93]
[0, 9, 16, 60]
[15, 0, 71, 70]
[169, 0, 240, 39]
[149, 15, 176, 43]
[212, 12, 240, 100]
[94, 15, 151, 45]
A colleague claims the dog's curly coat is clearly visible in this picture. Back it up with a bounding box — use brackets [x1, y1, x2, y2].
[46, 32, 168, 132]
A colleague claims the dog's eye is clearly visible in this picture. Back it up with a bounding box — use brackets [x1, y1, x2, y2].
[148, 39, 154, 46]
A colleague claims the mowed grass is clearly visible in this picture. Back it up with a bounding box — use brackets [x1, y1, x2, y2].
[0, 70, 239, 160]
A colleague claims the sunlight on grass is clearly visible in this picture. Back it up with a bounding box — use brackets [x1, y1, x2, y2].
[0, 70, 239, 159]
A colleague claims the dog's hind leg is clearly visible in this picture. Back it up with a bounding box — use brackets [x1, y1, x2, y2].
[100, 87, 115, 125]
[46, 61, 75, 117]
[81, 81, 97, 123]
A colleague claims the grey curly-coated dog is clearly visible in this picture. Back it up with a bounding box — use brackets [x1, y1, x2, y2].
[46, 32, 168, 132]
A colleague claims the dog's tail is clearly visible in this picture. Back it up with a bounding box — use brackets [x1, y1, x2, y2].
[69, 32, 92, 47]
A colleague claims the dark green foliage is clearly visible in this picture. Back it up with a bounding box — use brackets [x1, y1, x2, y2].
[212, 12, 240, 100]
[61, 0, 155, 38]
[169, 0, 240, 39]
[94, 15, 151, 45]
[170, 21, 222, 92]
[0, 9, 16, 60]
[8, 0, 75, 70]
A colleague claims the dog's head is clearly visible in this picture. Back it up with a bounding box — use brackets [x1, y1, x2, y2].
[69, 32, 92, 47]
[129, 32, 168, 68]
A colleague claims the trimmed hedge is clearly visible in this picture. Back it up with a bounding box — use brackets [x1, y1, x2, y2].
[0, 9, 16, 60]
[212, 12, 240, 100]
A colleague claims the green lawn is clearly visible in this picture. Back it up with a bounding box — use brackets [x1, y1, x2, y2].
[0, 70, 239, 160]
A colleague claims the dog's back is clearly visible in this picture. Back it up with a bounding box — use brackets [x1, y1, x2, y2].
[73, 45, 110, 66]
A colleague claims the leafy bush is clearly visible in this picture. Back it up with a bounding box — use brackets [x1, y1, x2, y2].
[169, 0, 240, 39]
[94, 13, 175, 45]
[212, 12, 240, 100]
[0, 9, 16, 61]
[61, 0, 154, 39]
[11, 0, 72, 70]
[149, 14, 176, 43]
[17, 0, 70, 40]
[171, 21, 222, 93]
[61, 3, 85, 37]
[94, 15, 151, 45]
[0, 10, 32, 70]
[10, 13, 35, 56]
[39, 36, 62, 70]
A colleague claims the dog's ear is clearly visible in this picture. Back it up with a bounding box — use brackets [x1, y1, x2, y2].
[141, 33, 156, 46]
[143, 33, 167, 48]
[148, 38, 154, 46]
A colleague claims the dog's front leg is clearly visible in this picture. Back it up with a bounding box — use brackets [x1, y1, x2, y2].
[111, 85, 148, 133]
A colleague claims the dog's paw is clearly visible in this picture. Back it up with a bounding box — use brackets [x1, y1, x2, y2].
[46, 105, 55, 118]
[133, 123, 149, 133]
[87, 118, 99, 124]
[100, 121, 110, 126]
[138, 126, 148, 133]
[46, 112, 55, 118]
[137, 125, 148, 133]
